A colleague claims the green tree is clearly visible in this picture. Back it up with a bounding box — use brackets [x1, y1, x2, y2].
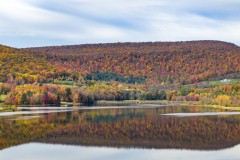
[21, 93, 27, 104]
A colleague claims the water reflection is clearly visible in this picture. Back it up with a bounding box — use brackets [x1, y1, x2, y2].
[0, 105, 240, 151]
[0, 143, 240, 160]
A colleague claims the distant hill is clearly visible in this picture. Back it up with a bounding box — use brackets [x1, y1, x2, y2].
[0, 41, 239, 84]
[23, 40, 240, 84]
[25, 40, 239, 55]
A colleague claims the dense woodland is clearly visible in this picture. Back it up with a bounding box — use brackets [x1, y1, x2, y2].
[26, 41, 240, 84]
[1, 82, 239, 107]
[0, 41, 239, 106]
[0, 45, 55, 83]
[0, 41, 240, 85]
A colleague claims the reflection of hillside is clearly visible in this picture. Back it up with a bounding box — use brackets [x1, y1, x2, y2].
[1, 107, 240, 150]
[44, 116, 240, 150]
[0, 119, 54, 150]
[85, 112, 145, 123]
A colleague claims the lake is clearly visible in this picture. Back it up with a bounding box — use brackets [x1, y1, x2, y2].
[0, 104, 240, 160]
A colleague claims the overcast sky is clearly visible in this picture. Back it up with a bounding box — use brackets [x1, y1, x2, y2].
[0, 0, 240, 48]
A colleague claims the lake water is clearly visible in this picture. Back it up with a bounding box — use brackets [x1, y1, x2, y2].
[0, 104, 240, 160]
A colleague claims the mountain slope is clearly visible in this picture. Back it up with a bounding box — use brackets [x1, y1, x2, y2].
[24, 40, 240, 84]
[0, 45, 55, 83]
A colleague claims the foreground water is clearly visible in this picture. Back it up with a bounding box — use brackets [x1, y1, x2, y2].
[0, 143, 239, 160]
[0, 104, 240, 159]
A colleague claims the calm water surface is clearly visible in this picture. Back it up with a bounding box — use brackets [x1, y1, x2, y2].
[0, 104, 240, 160]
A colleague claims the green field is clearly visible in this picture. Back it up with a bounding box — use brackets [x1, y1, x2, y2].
[182, 79, 240, 89]
[0, 94, 7, 102]
[53, 80, 83, 86]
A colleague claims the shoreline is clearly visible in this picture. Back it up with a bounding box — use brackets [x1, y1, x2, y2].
[177, 102, 240, 111]
[0, 100, 239, 112]
[95, 100, 172, 105]
[96, 100, 240, 111]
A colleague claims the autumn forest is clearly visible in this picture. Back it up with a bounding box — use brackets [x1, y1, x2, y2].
[0, 40, 240, 108]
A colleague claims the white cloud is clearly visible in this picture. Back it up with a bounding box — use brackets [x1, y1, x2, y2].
[0, 0, 239, 47]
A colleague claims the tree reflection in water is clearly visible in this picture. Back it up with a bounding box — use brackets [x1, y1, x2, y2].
[0, 106, 240, 150]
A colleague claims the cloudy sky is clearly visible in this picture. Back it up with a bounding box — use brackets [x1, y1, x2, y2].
[0, 0, 240, 48]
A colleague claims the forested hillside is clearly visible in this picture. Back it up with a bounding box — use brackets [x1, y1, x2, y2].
[0, 41, 240, 107]
[25, 40, 240, 84]
[1, 41, 240, 85]
[0, 45, 55, 84]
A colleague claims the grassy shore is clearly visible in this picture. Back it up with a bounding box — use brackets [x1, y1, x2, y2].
[96, 100, 240, 111]
[96, 100, 166, 104]
[0, 104, 17, 112]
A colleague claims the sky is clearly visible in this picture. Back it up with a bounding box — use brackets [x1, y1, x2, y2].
[0, 0, 240, 48]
